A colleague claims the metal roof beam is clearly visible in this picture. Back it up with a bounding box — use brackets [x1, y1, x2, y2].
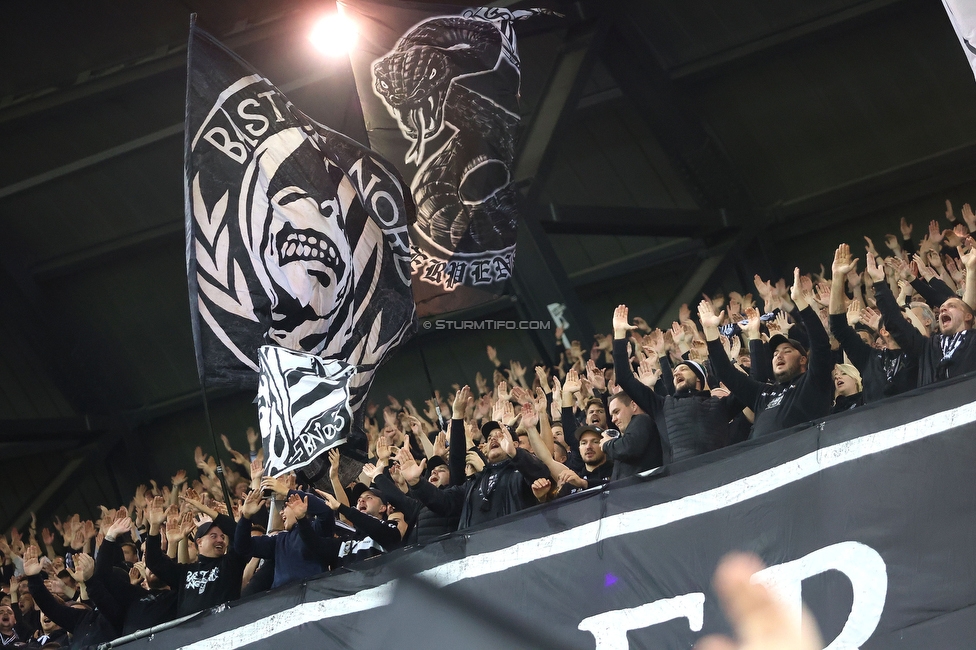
[766, 141, 976, 242]
[536, 204, 729, 238]
[670, 0, 912, 82]
[0, 68, 338, 203]
[32, 222, 183, 281]
[0, 245, 117, 413]
[507, 18, 608, 362]
[0, 11, 316, 125]
[601, 21, 753, 215]
[514, 19, 607, 200]
[567, 238, 705, 287]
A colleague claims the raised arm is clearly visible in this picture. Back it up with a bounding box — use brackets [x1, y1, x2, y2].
[23, 546, 88, 632]
[959, 237, 976, 310]
[830, 312, 873, 371]
[612, 305, 662, 415]
[294, 494, 339, 568]
[700, 300, 764, 409]
[144, 497, 188, 590]
[524, 409, 577, 486]
[234, 489, 276, 560]
[371, 472, 423, 522]
[790, 268, 833, 388]
[828, 244, 857, 316]
[97, 509, 131, 579]
[335, 503, 402, 549]
[449, 387, 472, 484]
[739, 308, 772, 383]
[399, 449, 465, 517]
[868, 253, 926, 356]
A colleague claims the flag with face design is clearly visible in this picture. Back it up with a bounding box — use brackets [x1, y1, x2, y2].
[184, 20, 416, 420]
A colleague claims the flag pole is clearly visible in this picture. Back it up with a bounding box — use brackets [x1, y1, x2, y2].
[417, 345, 446, 431]
[198, 382, 237, 518]
[185, 13, 235, 519]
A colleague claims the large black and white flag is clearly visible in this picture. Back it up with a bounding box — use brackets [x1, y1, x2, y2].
[943, 1, 976, 81]
[340, 0, 552, 316]
[257, 346, 353, 477]
[184, 21, 416, 417]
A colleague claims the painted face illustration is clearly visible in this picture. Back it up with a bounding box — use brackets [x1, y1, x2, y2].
[245, 130, 354, 352]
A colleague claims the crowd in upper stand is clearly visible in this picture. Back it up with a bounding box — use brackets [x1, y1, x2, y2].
[3, 202, 976, 648]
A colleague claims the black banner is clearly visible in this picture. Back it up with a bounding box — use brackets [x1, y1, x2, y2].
[184, 21, 416, 415]
[119, 375, 976, 649]
[340, 0, 550, 316]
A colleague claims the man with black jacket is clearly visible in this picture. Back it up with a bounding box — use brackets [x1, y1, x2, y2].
[145, 496, 247, 617]
[234, 488, 336, 588]
[21, 547, 119, 649]
[317, 487, 402, 565]
[600, 392, 662, 480]
[867, 245, 976, 385]
[92, 510, 176, 635]
[559, 372, 608, 472]
[701, 268, 833, 439]
[368, 387, 470, 545]
[827, 244, 918, 401]
[612, 304, 739, 463]
[372, 454, 459, 546]
[399, 386, 550, 529]
[0, 603, 28, 647]
[520, 401, 613, 496]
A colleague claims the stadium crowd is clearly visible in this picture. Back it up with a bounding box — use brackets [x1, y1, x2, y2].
[2, 204, 976, 648]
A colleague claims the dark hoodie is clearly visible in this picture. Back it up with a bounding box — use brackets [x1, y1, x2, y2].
[90, 537, 177, 634]
[26, 574, 118, 650]
[235, 490, 337, 588]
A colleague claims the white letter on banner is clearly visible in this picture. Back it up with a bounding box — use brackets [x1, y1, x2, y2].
[237, 99, 269, 137]
[203, 126, 246, 164]
[578, 593, 705, 650]
[753, 541, 887, 650]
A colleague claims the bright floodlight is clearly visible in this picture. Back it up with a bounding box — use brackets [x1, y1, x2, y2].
[310, 14, 358, 56]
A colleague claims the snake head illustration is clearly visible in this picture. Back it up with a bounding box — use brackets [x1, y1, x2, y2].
[373, 48, 454, 165]
[372, 17, 501, 166]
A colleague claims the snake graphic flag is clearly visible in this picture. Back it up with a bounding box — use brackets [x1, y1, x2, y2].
[184, 20, 416, 418]
[340, 0, 551, 316]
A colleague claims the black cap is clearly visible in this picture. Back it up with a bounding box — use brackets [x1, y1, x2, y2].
[348, 482, 389, 505]
[427, 455, 447, 471]
[575, 425, 604, 442]
[361, 486, 389, 505]
[481, 421, 515, 439]
[347, 482, 368, 504]
[767, 334, 807, 357]
[195, 521, 216, 540]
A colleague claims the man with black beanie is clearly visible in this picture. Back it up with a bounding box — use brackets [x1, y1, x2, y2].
[371, 454, 460, 545]
[612, 304, 741, 463]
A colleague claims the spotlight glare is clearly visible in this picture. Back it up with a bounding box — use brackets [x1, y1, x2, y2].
[310, 14, 358, 56]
